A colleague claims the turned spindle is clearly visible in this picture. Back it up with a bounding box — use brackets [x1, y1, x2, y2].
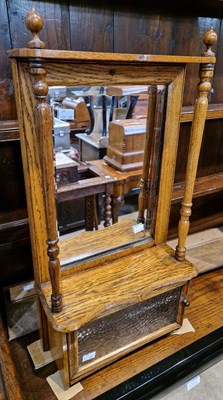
[175, 29, 217, 262]
[137, 86, 157, 226]
[25, 6, 45, 49]
[25, 8, 62, 312]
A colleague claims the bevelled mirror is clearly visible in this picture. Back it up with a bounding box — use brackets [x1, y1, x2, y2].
[49, 83, 167, 267]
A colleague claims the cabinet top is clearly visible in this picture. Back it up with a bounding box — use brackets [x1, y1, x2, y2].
[7, 48, 216, 65]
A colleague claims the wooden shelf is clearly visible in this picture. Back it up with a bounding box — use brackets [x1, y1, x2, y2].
[180, 103, 223, 123]
[40, 243, 196, 333]
[3, 103, 223, 143]
[59, 218, 148, 266]
[0, 120, 19, 142]
[172, 171, 223, 204]
[0, 209, 28, 228]
[8, 267, 223, 399]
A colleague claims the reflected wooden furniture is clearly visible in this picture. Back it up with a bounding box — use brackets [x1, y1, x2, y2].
[61, 97, 90, 131]
[8, 7, 217, 389]
[104, 85, 165, 172]
[56, 163, 115, 230]
[75, 132, 107, 161]
[90, 159, 142, 223]
[55, 153, 115, 232]
[91, 160, 223, 226]
[104, 118, 147, 171]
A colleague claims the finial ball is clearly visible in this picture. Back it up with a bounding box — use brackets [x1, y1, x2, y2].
[25, 7, 45, 49]
[25, 6, 43, 34]
[203, 29, 217, 47]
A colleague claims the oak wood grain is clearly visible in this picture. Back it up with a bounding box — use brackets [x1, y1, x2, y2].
[8, 48, 216, 63]
[155, 71, 185, 244]
[7, 268, 223, 400]
[8, 24, 215, 386]
[39, 243, 197, 333]
[59, 218, 148, 266]
[176, 60, 215, 261]
[74, 268, 223, 399]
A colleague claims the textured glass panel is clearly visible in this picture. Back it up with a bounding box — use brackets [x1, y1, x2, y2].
[78, 287, 182, 367]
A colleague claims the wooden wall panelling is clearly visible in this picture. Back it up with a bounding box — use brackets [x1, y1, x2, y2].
[0, 0, 16, 120]
[6, 0, 70, 50]
[169, 191, 223, 237]
[69, 0, 114, 51]
[175, 118, 223, 183]
[197, 118, 223, 177]
[212, 20, 223, 103]
[113, 3, 220, 105]
[0, 141, 27, 221]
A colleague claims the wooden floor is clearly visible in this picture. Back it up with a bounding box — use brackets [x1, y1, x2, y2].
[4, 266, 222, 400]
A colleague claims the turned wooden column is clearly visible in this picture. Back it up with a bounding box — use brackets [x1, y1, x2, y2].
[175, 29, 217, 261]
[103, 184, 112, 227]
[137, 85, 166, 236]
[25, 7, 62, 312]
[137, 86, 157, 226]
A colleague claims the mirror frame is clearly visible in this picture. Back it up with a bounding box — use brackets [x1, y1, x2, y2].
[8, 15, 216, 318]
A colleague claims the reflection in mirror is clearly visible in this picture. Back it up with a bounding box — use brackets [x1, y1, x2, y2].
[48, 85, 167, 267]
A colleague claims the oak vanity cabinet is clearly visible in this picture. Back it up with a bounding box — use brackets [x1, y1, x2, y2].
[8, 8, 217, 389]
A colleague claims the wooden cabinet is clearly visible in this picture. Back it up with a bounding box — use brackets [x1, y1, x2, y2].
[8, 7, 217, 389]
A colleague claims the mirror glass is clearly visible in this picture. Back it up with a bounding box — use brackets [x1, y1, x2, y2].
[47, 84, 167, 267]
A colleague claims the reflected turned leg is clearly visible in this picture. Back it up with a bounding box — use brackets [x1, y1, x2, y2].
[112, 195, 124, 224]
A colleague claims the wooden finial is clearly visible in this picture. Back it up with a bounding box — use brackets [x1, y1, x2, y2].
[25, 6, 45, 49]
[202, 28, 217, 57]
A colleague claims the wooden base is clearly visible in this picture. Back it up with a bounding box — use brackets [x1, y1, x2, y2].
[7, 267, 223, 399]
[38, 243, 197, 388]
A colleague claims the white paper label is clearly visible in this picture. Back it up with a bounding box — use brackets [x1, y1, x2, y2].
[132, 223, 144, 234]
[82, 351, 96, 362]
[186, 375, 200, 391]
[57, 108, 74, 120]
[23, 282, 35, 291]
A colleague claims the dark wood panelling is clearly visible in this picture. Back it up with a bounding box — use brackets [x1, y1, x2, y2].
[7, 0, 70, 50]
[169, 191, 223, 235]
[69, 0, 113, 51]
[175, 119, 223, 183]
[198, 118, 223, 176]
[113, 4, 220, 105]
[0, 141, 27, 220]
[212, 21, 223, 103]
[0, 0, 16, 120]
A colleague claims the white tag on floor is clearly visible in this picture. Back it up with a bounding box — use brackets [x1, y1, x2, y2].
[185, 375, 201, 391]
[132, 223, 144, 234]
[46, 371, 83, 400]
